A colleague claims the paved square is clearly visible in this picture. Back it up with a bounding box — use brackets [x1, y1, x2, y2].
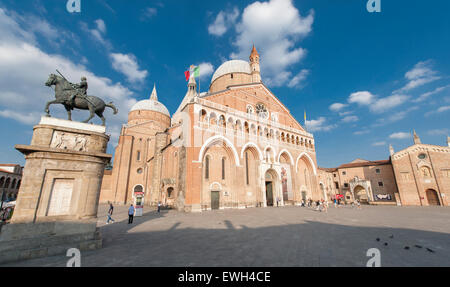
[3, 205, 450, 266]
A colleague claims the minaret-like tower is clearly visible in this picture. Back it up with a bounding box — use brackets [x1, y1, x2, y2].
[389, 144, 395, 156]
[447, 136, 450, 147]
[249, 45, 261, 83]
[413, 129, 421, 144]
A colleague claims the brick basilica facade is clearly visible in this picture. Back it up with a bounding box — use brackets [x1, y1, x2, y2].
[99, 46, 450, 211]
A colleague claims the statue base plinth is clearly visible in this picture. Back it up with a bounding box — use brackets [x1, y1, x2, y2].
[0, 117, 111, 265]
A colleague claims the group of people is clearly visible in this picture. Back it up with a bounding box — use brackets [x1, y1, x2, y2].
[300, 198, 328, 212]
[300, 197, 362, 212]
[106, 201, 163, 225]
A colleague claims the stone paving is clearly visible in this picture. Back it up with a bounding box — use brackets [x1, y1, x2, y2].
[3, 204, 450, 267]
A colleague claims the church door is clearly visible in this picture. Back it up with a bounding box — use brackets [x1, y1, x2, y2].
[211, 191, 220, 210]
[265, 181, 273, 206]
[426, 189, 440, 206]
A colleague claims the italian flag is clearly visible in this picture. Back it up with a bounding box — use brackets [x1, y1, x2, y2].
[184, 65, 199, 81]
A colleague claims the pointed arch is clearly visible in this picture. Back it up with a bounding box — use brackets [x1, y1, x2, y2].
[240, 142, 263, 161]
[277, 149, 294, 165]
[295, 152, 317, 175]
[197, 135, 240, 166]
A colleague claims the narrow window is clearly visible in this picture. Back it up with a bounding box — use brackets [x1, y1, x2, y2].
[245, 152, 249, 185]
[376, 168, 380, 174]
[137, 150, 141, 161]
[222, 157, 226, 180]
[231, 73, 234, 79]
[378, 181, 383, 187]
[205, 155, 210, 180]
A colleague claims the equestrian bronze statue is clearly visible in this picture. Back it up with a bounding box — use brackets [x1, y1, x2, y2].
[44, 71, 118, 126]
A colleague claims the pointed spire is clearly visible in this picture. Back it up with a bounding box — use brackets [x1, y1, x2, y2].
[150, 84, 158, 101]
[251, 44, 259, 56]
[413, 129, 421, 144]
[389, 144, 395, 156]
[447, 135, 450, 147]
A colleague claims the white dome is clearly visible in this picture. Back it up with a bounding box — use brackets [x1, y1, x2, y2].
[130, 99, 170, 116]
[211, 60, 251, 83]
[130, 85, 170, 116]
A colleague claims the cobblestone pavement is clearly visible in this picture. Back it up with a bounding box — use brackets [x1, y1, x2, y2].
[3, 204, 450, 267]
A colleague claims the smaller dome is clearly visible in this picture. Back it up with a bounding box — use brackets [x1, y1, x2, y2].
[211, 60, 251, 84]
[130, 85, 170, 116]
[130, 100, 170, 116]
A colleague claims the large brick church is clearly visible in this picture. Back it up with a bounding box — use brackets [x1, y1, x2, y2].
[99, 46, 450, 210]
[100, 46, 320, 211]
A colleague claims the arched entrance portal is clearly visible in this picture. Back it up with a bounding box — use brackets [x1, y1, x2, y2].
[354, 185, 368, 204]
[265, 169, 278, 207]
[426, 189, 440, 206]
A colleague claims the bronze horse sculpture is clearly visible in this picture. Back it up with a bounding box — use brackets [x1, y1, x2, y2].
[44, 73, 118, 126]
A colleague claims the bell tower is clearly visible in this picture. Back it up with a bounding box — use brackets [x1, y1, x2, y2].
[249, 45, 261, 83]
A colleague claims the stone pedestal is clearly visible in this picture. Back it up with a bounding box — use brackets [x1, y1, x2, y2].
[0, 117, 111, 264]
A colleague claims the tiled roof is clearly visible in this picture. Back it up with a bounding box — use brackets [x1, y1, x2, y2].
[337, 159, 391, 169]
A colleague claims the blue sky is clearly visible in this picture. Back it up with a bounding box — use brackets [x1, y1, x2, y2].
[0, 0, 449, 168]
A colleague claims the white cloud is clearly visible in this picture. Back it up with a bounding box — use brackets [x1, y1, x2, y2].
[329, 102, 347, 112]
[339, 111, 352, 116]
[413, 85, 449, 103]
[370, 94, 409, 113]
[208, 8, 239, 36]
[354, 130, 370, 135]
[230, 0, 314, 87]
[389, 132, 411, 140]
[437, 106, 450, 113]
[347, 91, 409, 113]
[95, 19, 106, 34]
[81, 19, 111, 49]
[305, 117, 336, 132]
[197, 62, 214, 80]
[341, 115, 358, 123]
[425, 105, 450, 117]
[0, 8, 137, 146]
[287, 69, 309, 88]
[397, 60, 440, 92]
[141, 7, 158, 21]
[428, 128, 450, 136]
[372, 141, 386, 146]
[348, 91, 375, 105]
[110, 53, 148, 83]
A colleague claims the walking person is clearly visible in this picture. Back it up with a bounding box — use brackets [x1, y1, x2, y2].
[106, 202, 115, 224]
[333, 198, 337, 208]
[157, 201, 161, 213]
[356, 199, 361, 210]
[128, 204, 135, 224]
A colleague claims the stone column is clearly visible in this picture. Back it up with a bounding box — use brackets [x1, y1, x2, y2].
[0, 117, 111, 264]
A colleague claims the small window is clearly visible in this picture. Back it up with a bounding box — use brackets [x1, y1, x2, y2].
[231, 73, 234, 79]
[205, 155, 210, 180]
[222, 157, 226, 180]
[342, 171, 346, 175]
[376, 168, 380, 174]
[344, 183, 349, 188]
[335, 182, 339, 189]
[137, 151, 141, 161]
[378, 181, 384, 187]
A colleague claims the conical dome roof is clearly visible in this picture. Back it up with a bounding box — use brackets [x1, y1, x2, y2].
[130, 84, 170, 116]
